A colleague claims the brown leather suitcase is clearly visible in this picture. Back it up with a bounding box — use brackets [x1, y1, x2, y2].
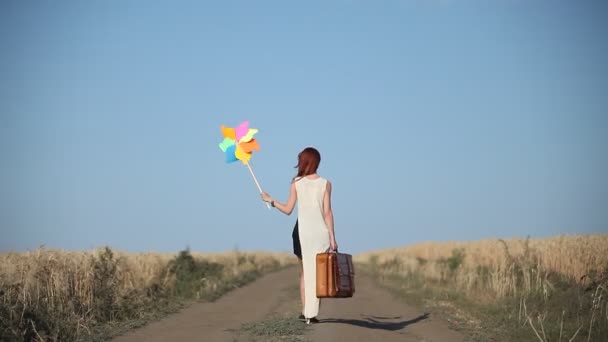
[316, 251, 355, 298]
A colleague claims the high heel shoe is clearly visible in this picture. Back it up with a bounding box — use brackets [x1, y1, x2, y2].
[305, 317, 319, 324]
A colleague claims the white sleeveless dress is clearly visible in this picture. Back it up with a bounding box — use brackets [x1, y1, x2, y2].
[295, 176, 331, 319]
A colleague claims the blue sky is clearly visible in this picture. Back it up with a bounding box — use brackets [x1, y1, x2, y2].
[1, 0, 607, 254]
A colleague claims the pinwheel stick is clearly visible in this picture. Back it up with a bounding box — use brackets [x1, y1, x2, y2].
[246, 163, 271, 209]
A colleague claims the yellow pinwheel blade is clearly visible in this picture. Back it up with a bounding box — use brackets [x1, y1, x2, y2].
[235, 145, 252, 164]
[238, 128, 258, 143]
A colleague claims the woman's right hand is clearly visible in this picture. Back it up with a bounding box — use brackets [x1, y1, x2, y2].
[260, 192, 273, 203]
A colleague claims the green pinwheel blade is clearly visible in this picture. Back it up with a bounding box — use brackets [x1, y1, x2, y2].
[219, 137, 235, 152]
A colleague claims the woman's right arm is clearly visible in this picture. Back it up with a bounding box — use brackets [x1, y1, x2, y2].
[323, 180, 337, 251]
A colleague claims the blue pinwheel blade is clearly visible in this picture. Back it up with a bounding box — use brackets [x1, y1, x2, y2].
[225, 144, 238, 163]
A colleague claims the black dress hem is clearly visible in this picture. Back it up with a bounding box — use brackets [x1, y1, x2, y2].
[292, 220, 302, 259]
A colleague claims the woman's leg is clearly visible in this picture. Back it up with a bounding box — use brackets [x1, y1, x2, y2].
[299, 258, 305, 313]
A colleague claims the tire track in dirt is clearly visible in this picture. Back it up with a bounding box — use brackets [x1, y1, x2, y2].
[110, 266, 464, 341]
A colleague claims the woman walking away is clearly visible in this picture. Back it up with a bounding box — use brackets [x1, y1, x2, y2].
[261, 147, 338, 324]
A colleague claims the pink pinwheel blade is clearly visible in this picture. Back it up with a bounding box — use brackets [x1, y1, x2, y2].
[234, 121, 249, 142]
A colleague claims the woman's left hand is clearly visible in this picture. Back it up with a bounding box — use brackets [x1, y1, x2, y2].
[261, 192, 273, 203]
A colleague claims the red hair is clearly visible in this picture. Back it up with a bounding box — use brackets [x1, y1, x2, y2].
[295, 147, 321, 178]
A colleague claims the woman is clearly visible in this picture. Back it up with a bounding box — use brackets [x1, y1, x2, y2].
[261, 147, 338, 324]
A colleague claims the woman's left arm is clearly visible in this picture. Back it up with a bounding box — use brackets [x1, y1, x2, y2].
[262, 182, 297, 215]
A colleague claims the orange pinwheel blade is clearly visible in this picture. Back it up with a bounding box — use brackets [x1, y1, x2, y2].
[239, 138, 260, 153]
[221, 125, 236, 140]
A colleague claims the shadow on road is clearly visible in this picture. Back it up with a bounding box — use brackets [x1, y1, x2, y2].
[319, 313, 430, 331]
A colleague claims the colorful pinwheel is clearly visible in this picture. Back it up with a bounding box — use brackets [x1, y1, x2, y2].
[218, 121, 269, 209]
[218, 121, 260, 164]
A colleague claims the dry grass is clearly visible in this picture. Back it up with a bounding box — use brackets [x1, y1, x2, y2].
[356, 234, 608, 297]
[357, 234, 608, 341]
[0, 246, 296, 342]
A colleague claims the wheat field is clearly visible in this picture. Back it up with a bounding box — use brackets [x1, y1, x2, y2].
[356, 234, 608, 297]
[0, 247, 295, 309]
[2, 235, 607, 341]
[356, 234, 608, 341]
[0, 246, 296, 341]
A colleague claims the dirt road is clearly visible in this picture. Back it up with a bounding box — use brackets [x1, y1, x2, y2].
[111, 266, 464, 341]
